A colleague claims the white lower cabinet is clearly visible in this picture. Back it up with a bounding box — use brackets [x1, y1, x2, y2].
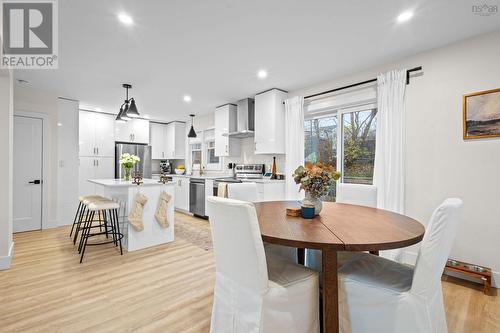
[172, 176, 189, 211]
[79, 156, 115, 196]
[205, 179, 214, 216]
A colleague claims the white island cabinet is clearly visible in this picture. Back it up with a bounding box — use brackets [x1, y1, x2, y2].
[89, 179, 175, 252]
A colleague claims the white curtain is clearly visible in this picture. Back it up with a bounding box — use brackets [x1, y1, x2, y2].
[284, 96, 305, 200]
[373, 69, 407, 261]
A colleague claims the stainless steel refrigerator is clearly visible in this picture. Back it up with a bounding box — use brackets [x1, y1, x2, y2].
[115, 143, 152, 179]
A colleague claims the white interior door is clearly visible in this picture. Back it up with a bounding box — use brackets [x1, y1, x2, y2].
[13, 116, 43, 232]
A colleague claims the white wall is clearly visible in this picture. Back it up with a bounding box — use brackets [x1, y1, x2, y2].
[14, 86, 59, 228]
[0, 71, 14, 270]
[290, 30, 500, 286]
[57, 98, 80, 225]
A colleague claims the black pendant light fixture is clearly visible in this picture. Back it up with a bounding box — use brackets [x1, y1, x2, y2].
[115, 83, 140, 122]
[188, 114, 197, 138]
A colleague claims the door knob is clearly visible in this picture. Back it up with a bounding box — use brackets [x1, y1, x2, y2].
[28, 180, 41, 184]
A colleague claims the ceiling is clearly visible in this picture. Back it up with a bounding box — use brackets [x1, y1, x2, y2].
[14, 0, 500, 122]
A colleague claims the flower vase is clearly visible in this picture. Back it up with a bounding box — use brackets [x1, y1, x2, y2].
[124, 167, 132, 181]
[303, 192, 323, 215]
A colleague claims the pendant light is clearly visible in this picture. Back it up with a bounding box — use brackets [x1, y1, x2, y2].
[115, 103, 130, 123]
[115, 83, 140, 122]
[188, 114, 197, 138]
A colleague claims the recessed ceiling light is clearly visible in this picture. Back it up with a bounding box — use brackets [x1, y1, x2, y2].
[397, 10, 414, 23]
[118, 13, 133, 25]
[257, 70, 268, 79]
[57, 122, 63, 127]
[183, 95, 192, 103]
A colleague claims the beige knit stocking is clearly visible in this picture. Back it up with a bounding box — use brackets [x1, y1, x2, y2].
[155, 192, 172, 228]
[128, 192, 148, 231]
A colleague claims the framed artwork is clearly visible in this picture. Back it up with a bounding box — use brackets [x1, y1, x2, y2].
[463, 88, 500, 139]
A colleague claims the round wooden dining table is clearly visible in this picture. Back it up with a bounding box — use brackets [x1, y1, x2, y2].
[254, 201, 425, 333]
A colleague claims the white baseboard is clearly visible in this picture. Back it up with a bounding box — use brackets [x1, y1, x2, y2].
[0, 242, 14, 270]
[46, 219, 59, 229]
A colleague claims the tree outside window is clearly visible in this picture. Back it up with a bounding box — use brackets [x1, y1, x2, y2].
[342, 109, 377, 184]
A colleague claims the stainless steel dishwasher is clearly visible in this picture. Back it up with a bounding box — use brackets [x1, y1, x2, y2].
[189, 178, 206, 218]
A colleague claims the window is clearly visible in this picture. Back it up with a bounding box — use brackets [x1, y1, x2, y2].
[190, 143, 202, 170]
[205, 139, 222, 171]
[305, 115, 337, 166]
[304, 105, 377, 200]
[304, 115, 338, 201]
[342, 108, 377, 184]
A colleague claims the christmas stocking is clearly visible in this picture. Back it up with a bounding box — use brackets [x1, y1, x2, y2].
[155, 192, 172, 228]
[128, 192, 148, 231]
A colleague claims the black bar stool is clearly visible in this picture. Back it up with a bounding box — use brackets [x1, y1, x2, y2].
[78, 200, 123, 263]
[71, 195, 107, 240]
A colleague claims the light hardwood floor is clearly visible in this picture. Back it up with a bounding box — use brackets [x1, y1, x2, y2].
[0, 213, 499, 333]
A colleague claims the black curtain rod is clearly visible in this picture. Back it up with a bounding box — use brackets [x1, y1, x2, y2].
[302, 66, 422, 100]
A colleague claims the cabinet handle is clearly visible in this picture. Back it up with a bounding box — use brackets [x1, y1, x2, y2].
[93, 147, 96, 155]
[133, 134, 135, 141]
[93, 159, 96, 166]
[96, 147, 99, 155]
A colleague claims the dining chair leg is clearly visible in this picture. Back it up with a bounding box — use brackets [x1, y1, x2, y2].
[297, 248, 305, 265]
[369, 250, 379, 256]
[322, 249, 339, 333]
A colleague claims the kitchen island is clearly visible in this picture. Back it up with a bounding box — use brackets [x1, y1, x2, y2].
[88, 179, 175, 252]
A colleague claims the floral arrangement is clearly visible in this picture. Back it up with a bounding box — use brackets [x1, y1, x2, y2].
[119, 153, 140, 181]
[293, 162, 341, 199]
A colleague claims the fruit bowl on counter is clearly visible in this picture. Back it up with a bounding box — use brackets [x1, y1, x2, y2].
[175, 166, 186, 175]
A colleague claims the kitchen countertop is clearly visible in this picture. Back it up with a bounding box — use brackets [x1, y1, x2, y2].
[88, 179, 175, 187]
[153, 174, 285, 183]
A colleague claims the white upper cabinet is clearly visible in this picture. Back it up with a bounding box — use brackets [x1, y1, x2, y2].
[254, 89, 288, 154]
[150, 122, 168, 160]
[115, 118, 150, 144]
[94, 112, 116, 157]
[165, 122, 186, 159]
[214, 104, 240, 157]
[79, 111, 115, 157]
[78, 156, 114, 196]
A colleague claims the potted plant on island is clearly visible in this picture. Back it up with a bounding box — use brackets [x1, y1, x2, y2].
[119, 153, 140, 181]
[293, 162, 341, 215]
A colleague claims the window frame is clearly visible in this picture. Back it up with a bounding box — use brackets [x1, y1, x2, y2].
[305, 101, 377, 184]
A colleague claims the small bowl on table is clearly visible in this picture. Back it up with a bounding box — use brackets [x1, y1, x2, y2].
[175, 168, 185, 175]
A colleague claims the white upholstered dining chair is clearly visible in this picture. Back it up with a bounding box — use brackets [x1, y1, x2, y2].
[207, 197, 319, 333]
[305, 184, 378, 272]
[227, 182, 259, 202]
[227, 182, 298, 263]
[336, 183, 377, 208]
[337, 198, 463, 333]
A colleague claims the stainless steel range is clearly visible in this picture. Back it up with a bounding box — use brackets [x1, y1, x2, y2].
[213, 164, 265, 196]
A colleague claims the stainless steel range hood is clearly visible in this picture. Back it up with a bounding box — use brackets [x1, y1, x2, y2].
[224, 98, 255, 138]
